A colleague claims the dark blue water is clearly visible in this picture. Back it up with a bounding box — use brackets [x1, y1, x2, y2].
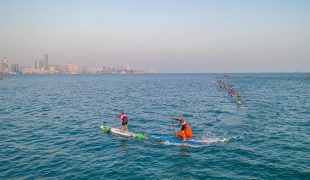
[1, 73, 309, 179]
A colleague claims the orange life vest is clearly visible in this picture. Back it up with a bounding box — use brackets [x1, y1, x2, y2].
[177, 124, 193, 138]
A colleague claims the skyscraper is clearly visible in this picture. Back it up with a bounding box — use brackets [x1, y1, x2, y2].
[35, 59, 40, 69]
[4, 56, 9, 63]
[39, 60, 43, 69]
[44, 54, 49, 70]
[3, 56, 11, 72]
[12, 64, 19, 72]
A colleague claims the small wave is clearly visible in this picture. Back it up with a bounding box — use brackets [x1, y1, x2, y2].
[200, 137, 229, 144]
[158, 136, 229, 148]
[199, 131, 230, 143]
[161, 141, 205, 148]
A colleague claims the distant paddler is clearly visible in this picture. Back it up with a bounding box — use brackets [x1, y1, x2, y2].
[229, 85, 234, 96]
[171, 115, 192, 141]
[237, 93, 242, 101]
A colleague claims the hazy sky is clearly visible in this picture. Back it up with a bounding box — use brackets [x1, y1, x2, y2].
[1, 0, 309, 73]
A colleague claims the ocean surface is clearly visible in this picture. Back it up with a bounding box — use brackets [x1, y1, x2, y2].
[1, 73, 309, 179]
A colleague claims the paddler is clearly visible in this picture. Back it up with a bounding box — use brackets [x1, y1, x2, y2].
[114, 111, 128, 132]
[171, 115, 191, 141]
[237, 93, 242, 100]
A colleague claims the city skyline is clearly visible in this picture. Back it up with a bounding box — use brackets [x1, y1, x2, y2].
[0, 55, 154, 74]
[1, 1, 309, 73]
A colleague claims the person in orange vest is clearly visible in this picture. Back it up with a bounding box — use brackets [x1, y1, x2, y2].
[171, 115, 192, 141]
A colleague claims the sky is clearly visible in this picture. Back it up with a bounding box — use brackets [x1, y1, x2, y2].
[0, 0, 309, 73]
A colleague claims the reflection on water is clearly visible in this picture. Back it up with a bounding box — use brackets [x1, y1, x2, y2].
[178, 147, 189, 155]
[174, 148, 190, 173]
[119, 139, 130, 151]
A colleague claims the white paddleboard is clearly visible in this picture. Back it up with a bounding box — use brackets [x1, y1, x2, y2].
[109, 128, 137, 137]
[100, 126, 145, 139]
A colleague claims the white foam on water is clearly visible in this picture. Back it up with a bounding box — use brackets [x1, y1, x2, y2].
[199, 131, 230, 144]
[161, 141, 204, 148]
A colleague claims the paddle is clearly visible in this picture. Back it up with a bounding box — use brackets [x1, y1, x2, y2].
[107, 116, 119, 132]
[170, 117, 177, 137]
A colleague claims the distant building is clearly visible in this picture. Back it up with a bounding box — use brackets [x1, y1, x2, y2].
[118, 64, 123, 71]
[35, 59, 40, 69]
[49, 64, 67, 73]
[118, 64, 132, 71]
[11, 64, 19, 73]
[0, 62, 4, 72]
[34, 59, 44, 70]
[73, 65, 78, 72]
[22, 68, 35, 74]
[68, 62, 73, 72]
[4, 56, 9, 63]
[102, 66, 112, 73]
[61, 64, 67, 72]
[125, 64, 131, 70]
[44, 54, 49, 70]
[1, 56, 11, 73]
[82, 66, 88, 73]
[87, 67, 102, 74]
[39, 60, 43, 70]
[49, 66, 55, 72]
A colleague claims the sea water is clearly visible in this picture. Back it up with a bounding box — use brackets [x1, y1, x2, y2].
[0, 73, 309, 179]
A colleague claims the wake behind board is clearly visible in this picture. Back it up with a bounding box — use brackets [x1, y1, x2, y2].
[145, 134, 207, 145]
[100, 126, 145, 139]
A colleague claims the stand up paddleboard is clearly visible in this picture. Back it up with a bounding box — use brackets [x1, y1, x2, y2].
[144, 134, 207, 145]
[100, 126, 145, 139]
